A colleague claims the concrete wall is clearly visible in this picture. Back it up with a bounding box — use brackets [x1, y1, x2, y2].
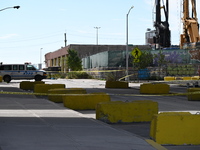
[44, 44, 151, 72]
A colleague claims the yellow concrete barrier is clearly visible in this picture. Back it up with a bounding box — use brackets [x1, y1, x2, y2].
[150, 112, 200, 145]
[20, 81, 32, 90]
[20, 81, 45, 90]
[191, 76, 200, 80]
[182, 76, 191, 80]
[140, 83, 170, 94]
[34, 84, 65, 93]
[0, 76, 2, 82]
[187, 88, 200, 101]
[63, 93, 110, 110]
[96, 100, 158, 123]
[105, 81, 129, 88]
[48, 88, 87, 103]
[164, 76, 175, 81]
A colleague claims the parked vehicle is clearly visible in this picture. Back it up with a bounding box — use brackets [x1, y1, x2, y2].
[0, 63, 47, 83]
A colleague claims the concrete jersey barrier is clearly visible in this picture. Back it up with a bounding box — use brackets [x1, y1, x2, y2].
[96, 100, 158, 123]
[150, 112, 200, 145]
[63, 93, 110, 110]
[48, 88, 87, 103]
[187, 88, 200, 101]
[20, 81, 45, 90]
[34, 84, 65, 93]
[140, 83, 170, 94]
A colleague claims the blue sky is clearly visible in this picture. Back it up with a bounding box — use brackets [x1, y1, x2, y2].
[0, 0, 199, 66]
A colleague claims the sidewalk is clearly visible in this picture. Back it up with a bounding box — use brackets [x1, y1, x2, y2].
[0, 86, 157, 150]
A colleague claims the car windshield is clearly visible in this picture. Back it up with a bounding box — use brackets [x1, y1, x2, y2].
[26, 65, 36, 70]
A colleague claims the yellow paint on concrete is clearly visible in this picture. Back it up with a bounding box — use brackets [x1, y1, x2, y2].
[140, 83, 169, 94]
[34, 84, 65, 93]
[150, 112, 200, 145]
[105, 81, 129, 88]
[187, 88, 200, 101]
[48, 88, 87, 103]
[63, 93, 110, 110]
[164, 76, 175, 81]
[145, 139, 167, 150]
[96, 100, 158, 123]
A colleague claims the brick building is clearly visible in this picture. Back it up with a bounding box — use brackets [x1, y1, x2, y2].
[44, 44, 151, 72]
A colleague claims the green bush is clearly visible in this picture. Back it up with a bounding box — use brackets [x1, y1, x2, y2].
[105, 73, 117, 81]
[67, 72, 93, 79]
[148, 76, 163, 80]
[47, 73, 67, 79]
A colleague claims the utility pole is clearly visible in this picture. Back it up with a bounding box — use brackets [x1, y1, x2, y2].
[94, 27, 101, 45]
[64, 33, 67, 47]
[39, 48, 43, 70]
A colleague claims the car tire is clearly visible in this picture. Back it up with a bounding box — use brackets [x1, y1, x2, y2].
[3, 75, 11, 83]
[35, 75, 42, 81]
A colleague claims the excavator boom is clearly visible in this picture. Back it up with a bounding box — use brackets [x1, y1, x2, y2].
[180, 0, 200, 48]
[154, 0, 171, 48]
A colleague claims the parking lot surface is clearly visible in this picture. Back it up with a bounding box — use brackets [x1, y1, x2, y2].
[0, 79, 200, 150]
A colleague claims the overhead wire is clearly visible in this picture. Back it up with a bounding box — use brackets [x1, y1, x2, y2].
[0, 31, 64, 43]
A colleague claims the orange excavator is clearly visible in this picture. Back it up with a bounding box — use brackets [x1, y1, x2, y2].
[180, 0, 200, 49]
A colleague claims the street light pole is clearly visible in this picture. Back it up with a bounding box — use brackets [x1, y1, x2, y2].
[94, 27, 101, 45]
[0, 6, 20, 12]
[40, 48, 43, 69]
[126, 6, 134, 81]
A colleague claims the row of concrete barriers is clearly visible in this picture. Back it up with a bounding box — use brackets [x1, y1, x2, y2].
[19, 81, 200, 146]
[164, 76, 200, 81]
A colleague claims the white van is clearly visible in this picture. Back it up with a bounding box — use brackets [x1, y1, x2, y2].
[0, 63, 47, 83]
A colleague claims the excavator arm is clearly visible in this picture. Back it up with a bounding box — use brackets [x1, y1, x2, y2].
[180, 0, 200, 48]
[153, 0, 171, 48]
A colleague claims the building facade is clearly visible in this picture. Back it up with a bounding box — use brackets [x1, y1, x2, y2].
[44, 44, 151, 72]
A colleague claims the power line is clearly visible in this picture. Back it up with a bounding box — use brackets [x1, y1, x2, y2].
[0, 40, 63, 49]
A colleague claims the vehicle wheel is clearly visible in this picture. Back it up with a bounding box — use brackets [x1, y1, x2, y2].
[3, 75, 11, 83]
[35, 75, 42, 81]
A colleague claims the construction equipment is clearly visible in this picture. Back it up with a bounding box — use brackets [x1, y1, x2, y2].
[180, 0, 200, 49]
[153, 0, 171, 49]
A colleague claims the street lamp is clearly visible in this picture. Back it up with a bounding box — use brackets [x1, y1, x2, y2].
[0, 6, 20, 12]
[94, 27, 101, 45]
[40, 48, 43, 69]
[126, 6, 134, 81]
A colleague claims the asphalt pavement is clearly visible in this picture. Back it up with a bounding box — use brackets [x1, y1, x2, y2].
[0, 79, 200, 150]
[0, 80, 157, 150]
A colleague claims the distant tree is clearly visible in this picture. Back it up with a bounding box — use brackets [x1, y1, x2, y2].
[133, 51, 153, 69]
[66, 49, 82, 71]
[153, 51, 166, 67]
[153, 51, 167, 80]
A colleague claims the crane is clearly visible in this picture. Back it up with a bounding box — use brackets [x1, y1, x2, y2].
[180, 0, 200, 49]
[153, 0, 171, 49]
